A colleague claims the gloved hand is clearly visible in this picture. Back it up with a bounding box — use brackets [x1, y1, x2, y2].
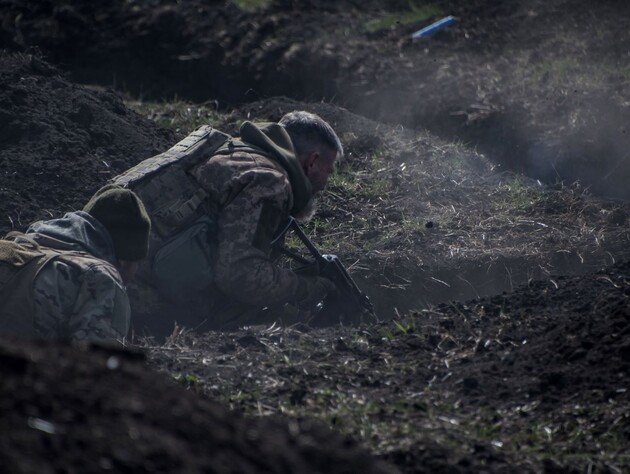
[296, 276, 339, 309]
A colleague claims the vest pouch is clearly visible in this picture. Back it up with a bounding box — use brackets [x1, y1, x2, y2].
[152, 216, 216, 301]
[134, 166, 208, 238]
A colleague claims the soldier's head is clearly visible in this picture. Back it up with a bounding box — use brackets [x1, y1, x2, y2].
[83, 185, 151, 283]
[280, 111, 343, 194]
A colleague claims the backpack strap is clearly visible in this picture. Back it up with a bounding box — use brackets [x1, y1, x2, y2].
[213, 137, 272, 158]
[114, 126, 231, 188]
[0, 234, 47, 289]
[4, 231, 41, 251]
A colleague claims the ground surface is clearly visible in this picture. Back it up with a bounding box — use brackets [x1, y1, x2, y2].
[0, 336, 397, 474]
[145, 259, 630, 473]
[0, 0, 629, 473]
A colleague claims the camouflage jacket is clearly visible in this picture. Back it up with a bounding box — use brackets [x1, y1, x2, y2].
[1, 212, 130, 344]
[126, 121, 317, 332]
[190, 121, 314, 308]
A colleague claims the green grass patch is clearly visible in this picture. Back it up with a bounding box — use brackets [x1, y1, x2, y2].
[231, 0, 271, 12]
[126, 99, 227, 134]
[174, 373, 201, 392]
[495, 177, 543, 211]
[364, 2, 442, 34]
[533, 58, 579, 83]
[527, 56, 610, 90]
[327, 163, 361, 193]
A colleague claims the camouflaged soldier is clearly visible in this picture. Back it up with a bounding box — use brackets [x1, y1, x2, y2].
[0, 185, 151, 344]
[120, 111, 343, 336]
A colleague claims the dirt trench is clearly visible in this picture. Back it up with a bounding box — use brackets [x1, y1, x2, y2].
[2, 0, 629, 199]
[359, 247, 619, 320]
[0, 3, 629, 472]
[2, 52, 629, 324]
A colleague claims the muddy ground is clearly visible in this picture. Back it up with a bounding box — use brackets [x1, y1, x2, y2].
[0, 0, 629, 473]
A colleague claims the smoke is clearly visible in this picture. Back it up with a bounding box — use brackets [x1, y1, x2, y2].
[342, 56, 630, 201]
[501, 89, 630, 199]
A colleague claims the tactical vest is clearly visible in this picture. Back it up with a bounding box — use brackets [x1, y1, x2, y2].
[113, 125, 266, 240]
[112, 125, 268, 299]
[0, 234, 112, 337]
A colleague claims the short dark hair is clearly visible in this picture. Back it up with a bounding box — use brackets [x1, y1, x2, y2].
[279, 111, 343, 162]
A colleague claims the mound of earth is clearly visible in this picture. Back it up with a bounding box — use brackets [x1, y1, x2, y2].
[0, 337, 398, 474]
[2, 0, 629, 198]
[144, 259, 630, 473]
[0, 52, 174, 235]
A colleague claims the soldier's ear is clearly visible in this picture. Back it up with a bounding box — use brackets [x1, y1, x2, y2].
[303, 151, 320, 174]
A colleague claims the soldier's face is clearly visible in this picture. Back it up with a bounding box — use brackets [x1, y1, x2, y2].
[304, 148, 337, 193]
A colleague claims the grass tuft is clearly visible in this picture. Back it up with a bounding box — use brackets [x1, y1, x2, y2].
[232, 0, 271, 12]
[126, 99, 227, 135]
[364, 2, 442, 34]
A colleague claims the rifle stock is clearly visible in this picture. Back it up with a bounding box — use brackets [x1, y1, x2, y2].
[272, 217, 375, 324]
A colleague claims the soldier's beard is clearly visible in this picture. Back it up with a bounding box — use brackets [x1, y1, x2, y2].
[294, 196, 318, 224]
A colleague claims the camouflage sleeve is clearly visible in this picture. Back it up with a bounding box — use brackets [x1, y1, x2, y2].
[33, 259, 130, 344]
[212, 166, 304, 306]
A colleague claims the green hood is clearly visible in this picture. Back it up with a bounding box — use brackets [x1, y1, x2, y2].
[238, 121, 312, 215]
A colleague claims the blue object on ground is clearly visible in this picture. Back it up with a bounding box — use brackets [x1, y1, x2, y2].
[411, 15, 456, 40]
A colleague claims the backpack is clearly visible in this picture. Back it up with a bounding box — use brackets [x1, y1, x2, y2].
[0, 233, 97, 336]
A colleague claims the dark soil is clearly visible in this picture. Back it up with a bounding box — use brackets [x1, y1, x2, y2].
[1, 0, 629, 472]
[144, 259, 630, 473]
[0, 336, 397, 474]
[0, 53, 174, 233]
[2, 0, 630, 198]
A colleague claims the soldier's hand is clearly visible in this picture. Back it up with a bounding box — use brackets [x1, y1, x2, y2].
[316, 276, 340, 299]
[297, 276, 338, 308]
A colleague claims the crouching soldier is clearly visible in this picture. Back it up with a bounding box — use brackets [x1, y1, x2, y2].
[0, 185, 151, 345]
[116, 111, 343, 336]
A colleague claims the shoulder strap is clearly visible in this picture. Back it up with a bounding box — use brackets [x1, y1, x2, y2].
[5, 232, 99, 265]
[0, 235, 50, 295]
[0, 235, 45, 271]
[113, 126, 231, 188]
[4, 231, 40, 250]
[213, 138, 272, 158]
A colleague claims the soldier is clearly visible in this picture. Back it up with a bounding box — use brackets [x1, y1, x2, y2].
[122, 111, 343, 336]
[0, 185, 151, 345]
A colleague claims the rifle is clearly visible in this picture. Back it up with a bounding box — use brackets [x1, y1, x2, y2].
[271, 217, 375, 325]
